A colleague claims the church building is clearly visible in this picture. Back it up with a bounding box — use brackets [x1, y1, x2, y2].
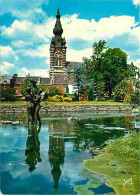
[49, 8, 84, 94]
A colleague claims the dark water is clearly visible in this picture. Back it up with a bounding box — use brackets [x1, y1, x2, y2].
[0, 112, 137, 194]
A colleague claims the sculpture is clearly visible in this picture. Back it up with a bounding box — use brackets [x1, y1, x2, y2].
[25, 79, 42, 126]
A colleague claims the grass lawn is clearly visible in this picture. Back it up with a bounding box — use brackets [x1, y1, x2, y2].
[83, 132, 140, 195]
[0, 100, 129, 105]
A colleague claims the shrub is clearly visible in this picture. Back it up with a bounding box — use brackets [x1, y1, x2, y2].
[48, 87, 61, 97]
[124, 82, 135, 103]
[114, 80, 130, 102]
[63, 93, 68, 97]
[63, 97, 71, 102]
[20, 78, 31, 97]
[43, 92, 48, 100]
[72, 93, 79, 101]
[130, 90, 140, 104]
[0, 87, 16, 101]
[48, 95, 64, 102]
[48, 95, 71, 102]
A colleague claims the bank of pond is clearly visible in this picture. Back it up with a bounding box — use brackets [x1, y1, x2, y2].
[82, 132, 140, 195]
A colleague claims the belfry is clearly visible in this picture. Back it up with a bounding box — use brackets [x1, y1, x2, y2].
[50, 9, 67, 84]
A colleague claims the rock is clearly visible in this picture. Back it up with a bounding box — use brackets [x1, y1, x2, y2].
[132, 108, 139, 113]
[12, 121, 20, 125]
[1, 120, 13, 124]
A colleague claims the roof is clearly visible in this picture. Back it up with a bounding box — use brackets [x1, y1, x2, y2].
[0, 76, 12, 85]
[66, 61, 84, 73]
[53, 74, 69, 85]
[40, 77, 51, 85]
[15, 76, 51, 85]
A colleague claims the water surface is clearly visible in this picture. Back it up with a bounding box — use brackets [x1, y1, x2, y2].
[0, 112, 137, 194]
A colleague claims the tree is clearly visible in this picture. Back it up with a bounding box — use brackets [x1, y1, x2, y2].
[48, 86, 61, 97]
[21, 78, 31, 97]
[86, 78, 97, 101]
[101, 48, 128, 97]
[84, 41, 132, 98]
[114, 79, 130, 102]
[0, 87, 16, 101]
[124, 82, 135, 103]
[84, 40, 107, 81]
[74, 65, 85, 101]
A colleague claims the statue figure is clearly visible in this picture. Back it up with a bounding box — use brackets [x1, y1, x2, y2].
[25, 79, 42, 126]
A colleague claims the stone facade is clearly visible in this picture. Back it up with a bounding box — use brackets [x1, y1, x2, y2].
[0, 104, 132, 113]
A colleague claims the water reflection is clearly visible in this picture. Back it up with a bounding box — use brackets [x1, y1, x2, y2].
[25, 125, 42, 172]
[1, 113, 138, 194]
[48, 135, 65, 192]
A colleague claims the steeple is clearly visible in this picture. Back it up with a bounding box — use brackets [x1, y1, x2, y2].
[50, 8, 67, 82]
[53, 8, 63, 36]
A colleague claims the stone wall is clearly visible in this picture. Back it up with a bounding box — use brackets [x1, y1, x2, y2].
[0, 104, 132, 113]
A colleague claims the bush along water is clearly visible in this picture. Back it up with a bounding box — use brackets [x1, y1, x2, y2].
[83, 132, 140, 195]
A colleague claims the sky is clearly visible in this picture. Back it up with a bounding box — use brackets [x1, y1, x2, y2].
[0, 0, 140, 77]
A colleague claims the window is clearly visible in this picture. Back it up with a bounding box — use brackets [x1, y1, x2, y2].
[55, 52, 62, 66]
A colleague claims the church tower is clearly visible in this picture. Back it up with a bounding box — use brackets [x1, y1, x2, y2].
[50, 9, 67, 84]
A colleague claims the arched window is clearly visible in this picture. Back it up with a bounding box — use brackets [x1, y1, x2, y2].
[55, 52, 62, 66]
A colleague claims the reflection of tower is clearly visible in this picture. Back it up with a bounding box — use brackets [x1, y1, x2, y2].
[25, 125, 42, 172]
[48, 136, 65, 192]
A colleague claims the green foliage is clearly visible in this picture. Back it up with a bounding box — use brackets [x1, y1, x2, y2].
[74, 65, 85, 101]
[84, 40, 131, 98]
[21, 78, 31, 96]
[0, 87, 16, 101]
[38, 85, 46, 91]
[96, 82, 105, 100]
[66, 85, 69, 94]
[124, 82, 135, 103]
[86, 78, 97, 101]
[43, 92, 48, 100]
[106, 132, 140, 160]
[72, 93, 79, 101]
[131, 90, 140, 104]
[63, 93, 68, 97]
[48, 95, 71, 102]
[101, 48, 128, 97]
[114, 80, 130, 102]
[48, 86, 61, 97]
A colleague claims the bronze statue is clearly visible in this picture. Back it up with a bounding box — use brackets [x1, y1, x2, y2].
[25, 79, 42, 126]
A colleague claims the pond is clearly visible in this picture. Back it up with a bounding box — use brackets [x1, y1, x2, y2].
[0, 112, 138, 195]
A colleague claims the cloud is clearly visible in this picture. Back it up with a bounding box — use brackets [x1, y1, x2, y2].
[0, 61, 15, 74]
[67, 48, 92, 62]
[133, 59, 140, 68]
[0, 45, 19, 61]
[0, 0, 48, 22]
[18, 44, 50, 59]
[133, 0, 140, 5]
[11, 40, 33, 48]
[18, 67, 49, 77]
[61, 15, 137, 41]
[2, 14, 138, 43]
[1, 13, 139, 75]
[1, 20, 50, 43]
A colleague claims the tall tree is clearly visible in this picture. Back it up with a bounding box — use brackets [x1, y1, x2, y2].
[74, 65, 85, 101]
[101, 48, 128, 97]
[84, 40, 107, 81]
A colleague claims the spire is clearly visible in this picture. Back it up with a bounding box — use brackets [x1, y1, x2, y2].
[56, 8, 60, 18]
[53, 8, 63, 36]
